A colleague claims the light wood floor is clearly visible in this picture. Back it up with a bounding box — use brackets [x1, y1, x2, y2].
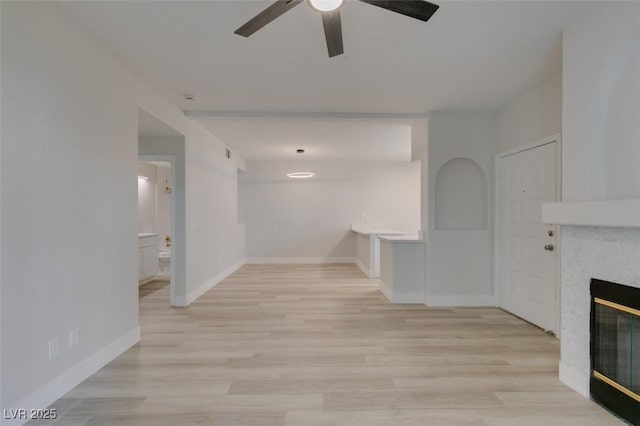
[33, 264, 622, 425]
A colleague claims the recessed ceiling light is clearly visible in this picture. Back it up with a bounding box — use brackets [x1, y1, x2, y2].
[287, 172, 314, 179]
[296, 149, 305, 154]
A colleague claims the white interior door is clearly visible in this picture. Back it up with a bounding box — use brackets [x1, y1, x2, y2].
[497, 141, 558, 333]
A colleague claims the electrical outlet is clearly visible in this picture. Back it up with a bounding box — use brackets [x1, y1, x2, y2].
[69, 328, 79, 349]
[48, 337, 60, 360]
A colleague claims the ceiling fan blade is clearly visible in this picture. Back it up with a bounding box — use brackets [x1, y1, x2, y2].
[358, 0, 439, 22]
[234, 0, 304, 37]
[322, 10, 344, 58]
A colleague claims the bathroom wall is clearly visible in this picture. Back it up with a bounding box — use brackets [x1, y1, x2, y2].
[137, 162, 157, 234]
[136, 161, 172, 246]
[155, 163, 172, 248]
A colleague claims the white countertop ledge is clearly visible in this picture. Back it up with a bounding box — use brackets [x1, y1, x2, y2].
[379, 235, 424, 243]
[350, 225, 405, 236]
[138, 233, 159, 238]
[542, 199, 640, 228]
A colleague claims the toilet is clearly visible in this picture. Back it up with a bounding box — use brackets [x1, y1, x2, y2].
[158, 248, 171, 276]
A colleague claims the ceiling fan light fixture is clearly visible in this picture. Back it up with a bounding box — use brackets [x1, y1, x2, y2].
[235, 0, 439, 57]
[308, 0, 345, 13]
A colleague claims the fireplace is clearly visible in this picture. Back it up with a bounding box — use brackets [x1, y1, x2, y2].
[590, 278, 640, 424]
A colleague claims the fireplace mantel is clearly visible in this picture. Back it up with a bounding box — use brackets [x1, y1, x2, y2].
[542, 199, 640, 228]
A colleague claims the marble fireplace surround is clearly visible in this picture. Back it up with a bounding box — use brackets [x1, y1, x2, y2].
[543, 199, 640, 397]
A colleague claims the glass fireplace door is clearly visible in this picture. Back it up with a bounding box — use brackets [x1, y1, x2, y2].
[593, 298, 640, 401]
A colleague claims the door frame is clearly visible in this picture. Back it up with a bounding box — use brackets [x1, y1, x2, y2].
[493, 133, 562, 335]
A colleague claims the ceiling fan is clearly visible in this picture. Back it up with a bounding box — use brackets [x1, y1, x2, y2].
[234, 0, 439, 58]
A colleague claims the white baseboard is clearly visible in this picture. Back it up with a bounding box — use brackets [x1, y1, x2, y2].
[426, 294, 497, 307]
[559, 361, 590, 398]
[175, 259, 246, 306]
[379, 281, 423, 304]
[245, 257, 355, 265]
[354, 258, 372, 277]
[379, 279, 393, 301]
[3, 327, 140, 426]
[391, 292, 424, 304]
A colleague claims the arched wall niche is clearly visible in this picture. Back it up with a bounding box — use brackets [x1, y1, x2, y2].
[588, 28, 640, 200]
[434, 157, 487, 230]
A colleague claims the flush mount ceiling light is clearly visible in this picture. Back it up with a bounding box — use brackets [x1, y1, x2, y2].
[234, 0, 439, 58]
[287, 172, 315, 179]
[308, 0, 344, 12]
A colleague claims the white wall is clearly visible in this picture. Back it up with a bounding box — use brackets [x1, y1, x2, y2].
[183, 121, 244, 293]
[0, 1, 4, 410]
[411, 117, 429, 235]
[240, 160, 420, 261]
[421, 64, 562, 309]
[355, 233, 371, 270]
[1, 1, 139, 413]
[558, 2, 640, 397]
[1, 1, 246, 417]
[137, 162, 157, 234]
[422, 69, 562, 308]
[379, 239, 424, 304]
[136, 107, 245, 306]
[496, 70, 562, 153]
[563, 2, 640, 202]
[426, 111, 496, 306]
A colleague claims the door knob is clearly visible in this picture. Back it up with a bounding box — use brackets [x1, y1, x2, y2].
[544, 244, 555, 251]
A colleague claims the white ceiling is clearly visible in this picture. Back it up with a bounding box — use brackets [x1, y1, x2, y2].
[198, 116, 412, 160]
[62, 1, 595, 114]
[62, 1, 599, 160]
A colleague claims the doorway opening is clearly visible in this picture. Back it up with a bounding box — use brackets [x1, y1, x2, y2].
[137, 108, 186, 307]
[137, 159, 173, 299]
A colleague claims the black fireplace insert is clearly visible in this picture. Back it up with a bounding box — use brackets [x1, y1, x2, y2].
[590, 278, 640, 425]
